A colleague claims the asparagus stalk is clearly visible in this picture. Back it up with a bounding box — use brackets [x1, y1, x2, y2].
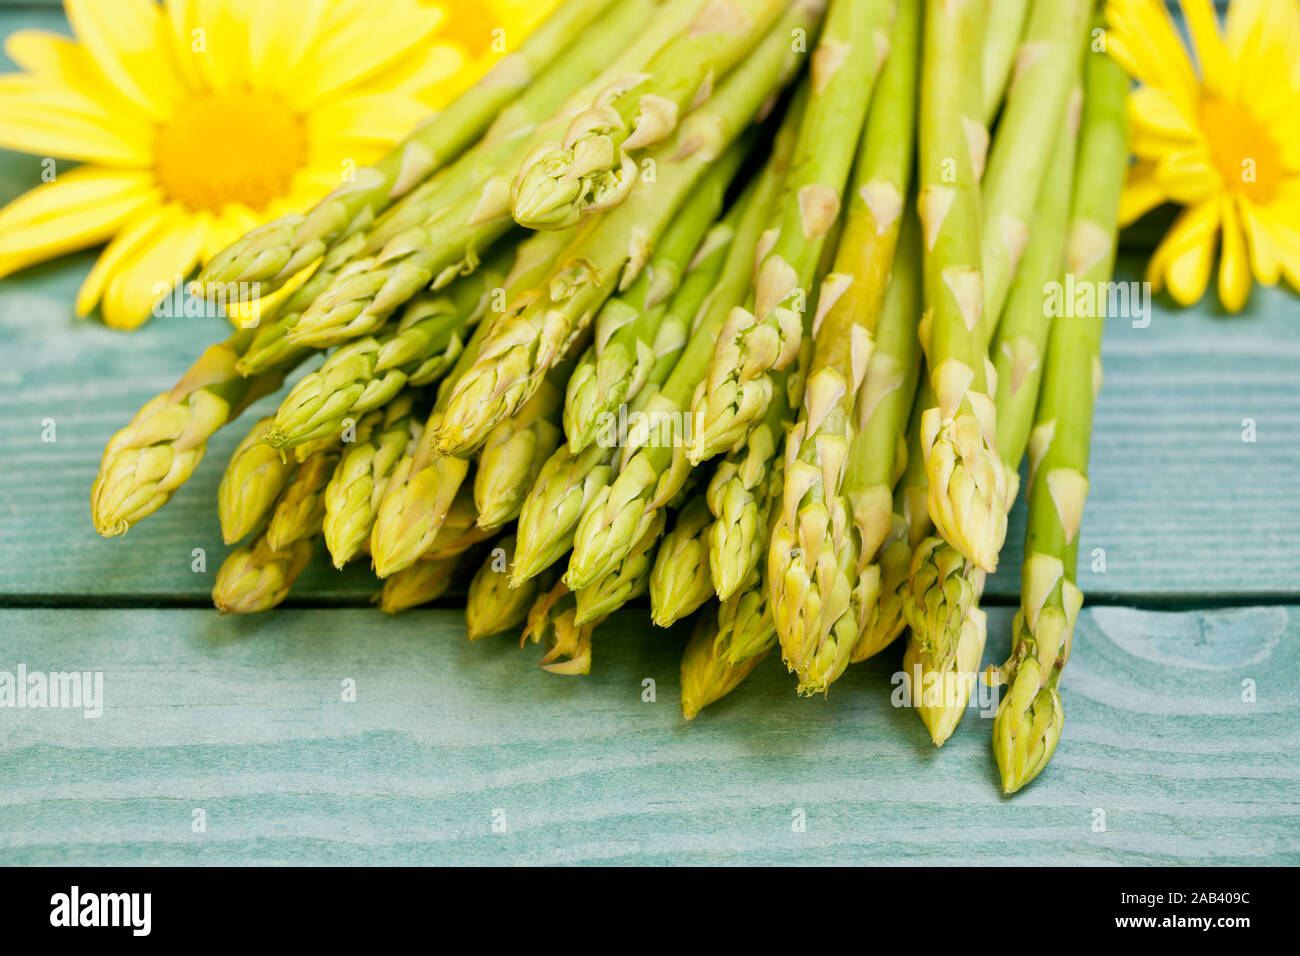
[511, 0, 787, 229]
[285, 0, 703, 347]
[90, 331, 297, 538]
[768, 0, 921, 693]
[903, 88, 1084, 714]
[473, 355, 569, 531]
[991, 44, 1127, 793]
[683, 460, 784, 712]
[563, 163, 740, 454]
[649, 494, 716, 627]
[916, 0, 1008, 573]
[213, 533, 314, 614]
[573, 508, 667, 625]
[466, 536, 553, 641]
[980, 0, 1031, 123]
[322, 397, 418, 567]
[902, 604, 988, 746]
[980, 0, 1091, 327]
[376, 554, 461, 613]
[265, 249, 506, 450]
[511, 442, 617, 585]
[216, 416, 297, 545]
[432, 0, 824, 456]
[853, 380, 932, 662]
[680, 605, 768, 719]
[687, 0, 894, 464]
[524, 580, 599, 675]
[780, 214, 924, 693]
[704, 414, 783, 601]
[197, 0, 621, 292]
[368, 228, 576, 577]
[265, 443, 340, 550]
[91, 228, 389, 537]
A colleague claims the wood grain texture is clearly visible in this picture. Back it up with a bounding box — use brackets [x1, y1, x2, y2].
[0, 605, 1296, 865]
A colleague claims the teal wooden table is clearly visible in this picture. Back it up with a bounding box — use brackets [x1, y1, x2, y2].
[2, 2, 1298, 865]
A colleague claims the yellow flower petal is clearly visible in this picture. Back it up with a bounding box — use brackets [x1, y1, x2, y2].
[1128, 85, 1196, 137]
[348, 42, 464, 102]
[1238, 198, 1281, 284]
[4, 29, 153, 121]
[1154, 148, 1218, 205]
[1178, 0, 1231, 95]
[1217, 195, 1252, 311]
[291, 0, 442, 106]
[0, 74, 154, 165]
[1106, 0, 1201, 115]
[241, 0, 330, 90]
[306, 94, 431, 152]
[64, 0, 187, 120]
[1150, 201, 1220, 306]
[100, 209, 208, 329]
[76, 205, 170, 316]
[1119, 160, 1169, 227]
[187, 0, 258, 93]
[0, 167, 157, 279]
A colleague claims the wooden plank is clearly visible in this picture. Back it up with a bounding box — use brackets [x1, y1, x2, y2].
[3, 251, 1298, 603]
[0, 605, 1296, 865]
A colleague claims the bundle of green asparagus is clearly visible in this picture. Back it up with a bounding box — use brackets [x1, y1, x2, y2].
[89, 0, 1129, 793]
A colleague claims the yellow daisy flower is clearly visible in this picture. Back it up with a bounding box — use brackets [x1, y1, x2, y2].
[1106, 0, 1300, 311]
[0, 0, 554, 329]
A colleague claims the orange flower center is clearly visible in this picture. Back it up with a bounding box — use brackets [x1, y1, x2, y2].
[1199, 96, 1281, 204]
[155, 91, 306, 212]
[430, 0, 498, 59]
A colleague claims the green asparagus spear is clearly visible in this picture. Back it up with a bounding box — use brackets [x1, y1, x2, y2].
[265, 249, 507, 449]
[377, 554, 461, 613]
[322, 397, 418, 568]
[524, 580, 599, 675]
[916, 0, 1007, 573]
[980, 0, 1091, 325]
[511, 0, 787, 229]
[573, 508, 667, 625]
[265, 443, 340, 550]
[217, 416, 297, 545]
[563, 160, 740, 453]
[650, 494, 716, 627]
[903, 86, 1084, 723]
[213, 533, 314, 614]
[980, 0, 1031, 123]
[368, 228, 576, 577]
[466, 536, 553, 641]
[991, 42, 1127, 792]
[680, 605, 768, 719]
[473, 356, 569, 531]
[687, 0, 894, 464]
[767, 0, 920, 693]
